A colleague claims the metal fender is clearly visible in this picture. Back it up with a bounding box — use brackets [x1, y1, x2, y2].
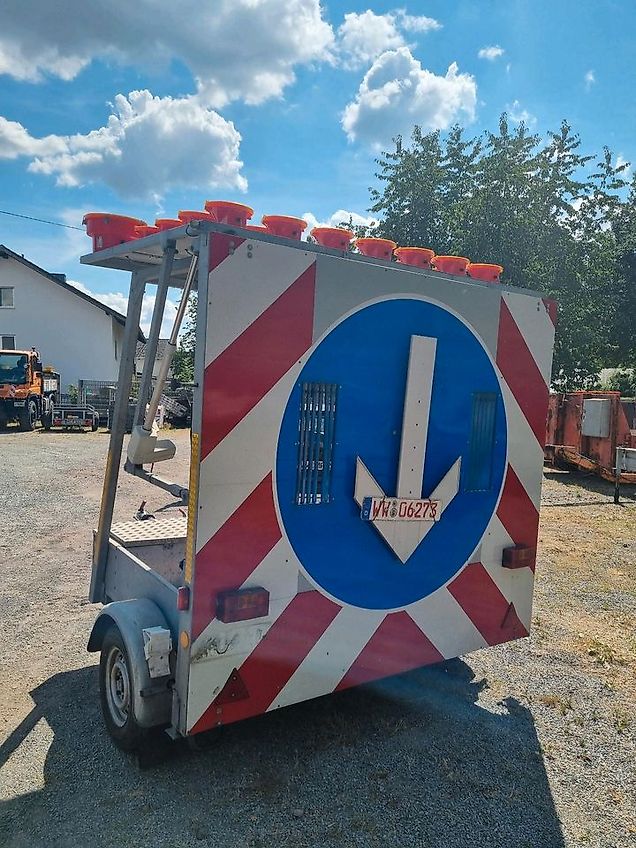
[87, 598, 173, 729]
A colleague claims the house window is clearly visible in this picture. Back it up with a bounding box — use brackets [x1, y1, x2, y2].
[0, 287, 14, 308]
[1, 335, 16, 350]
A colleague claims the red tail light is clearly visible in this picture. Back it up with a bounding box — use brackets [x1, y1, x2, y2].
[502, 545, 536, 569]
[177, 586, 190, 611]
[217, 587, 269, 623]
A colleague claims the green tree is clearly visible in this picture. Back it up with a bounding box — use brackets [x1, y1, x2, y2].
[171, 293, 197, 382]
[369, 117, 635, 388]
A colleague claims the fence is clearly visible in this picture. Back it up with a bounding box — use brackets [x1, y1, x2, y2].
[78, 378, 191, 428]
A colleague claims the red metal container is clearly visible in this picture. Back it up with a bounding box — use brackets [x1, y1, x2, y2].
[394, 247, 435, 269]
[82, 213, 146, 252]
[135, 225, 160, 238]
[178, 210, 214, 225]
[205, 200, 254, 227]
[262, 215, 307, 240]
[545, 391, 636, 482]
[355, 237, 397, 260]
[467, 263, 504, 283]
[155, 218, 183, 231]
[433, 256, 470, 275]
[311, 227, 353, 250]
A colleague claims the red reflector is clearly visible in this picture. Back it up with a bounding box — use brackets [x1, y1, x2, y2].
[217, 587, 269, 623]
[177, 586, 190, 611]
[502, 545, 536, 569]
[214, 668, 250, 705]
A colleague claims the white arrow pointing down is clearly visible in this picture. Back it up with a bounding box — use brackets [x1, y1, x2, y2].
[354, 335, 462, 564]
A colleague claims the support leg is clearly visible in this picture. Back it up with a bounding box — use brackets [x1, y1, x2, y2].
[90, 271, 146, 603]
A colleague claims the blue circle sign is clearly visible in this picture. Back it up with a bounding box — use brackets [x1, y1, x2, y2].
[276, 297, 507, 610]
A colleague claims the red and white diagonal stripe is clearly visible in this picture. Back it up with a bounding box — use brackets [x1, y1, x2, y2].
[187, 244, 554, 733]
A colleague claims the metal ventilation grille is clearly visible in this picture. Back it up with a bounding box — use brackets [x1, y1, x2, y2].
[295, 382, 338, 505]
[465, 392, 498, 492]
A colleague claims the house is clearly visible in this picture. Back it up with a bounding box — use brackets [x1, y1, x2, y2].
[135, 338, 173, 381]
[0, 245, 144, 391]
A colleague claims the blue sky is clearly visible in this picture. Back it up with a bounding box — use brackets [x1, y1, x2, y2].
[0, 0, 634, 328]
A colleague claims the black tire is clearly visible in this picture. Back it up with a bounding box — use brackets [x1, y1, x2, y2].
[99, 625, 146, 751]
[18, 399, 38, 431]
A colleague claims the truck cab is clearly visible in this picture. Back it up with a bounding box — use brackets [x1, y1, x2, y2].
[0, 348, 59, 430]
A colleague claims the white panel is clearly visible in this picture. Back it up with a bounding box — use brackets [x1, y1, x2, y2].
[196, 362, 302, 552]
[206, 241, 315, 366]
[187, 537, 299, 729]
[478, 514, 534, 629]
[407, 589, 489, 658]
[397, 335, 437, 497]
[269, 607, 386, 710]
[501, 290, 555, 385]
[581, 398, 611, 438]
[501, 381, 544, 511]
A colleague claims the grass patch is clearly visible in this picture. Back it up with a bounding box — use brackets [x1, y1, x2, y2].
[539, 693, 573, 715]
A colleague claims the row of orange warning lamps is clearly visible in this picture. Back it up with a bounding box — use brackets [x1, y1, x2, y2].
[83, 200, 504, 282]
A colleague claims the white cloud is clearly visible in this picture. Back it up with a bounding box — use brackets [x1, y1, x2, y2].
[615, 154, 631, 176]
[397, 13, 442, 34]
[337, 10, 441, 70]
[0, 0, 334, 107]
[0, 90, 246, 199]
[68, 280, 180, 337]
[478, 45, 504, 61]
[584, 69, 596, 90]
[342, 48, 477, 148]
[508, 99, 536, 126]
[338, 11, 405, 70]
[301, 208, 378, 237]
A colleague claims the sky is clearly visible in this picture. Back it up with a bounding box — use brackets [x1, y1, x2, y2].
[0, 0, 634, 332]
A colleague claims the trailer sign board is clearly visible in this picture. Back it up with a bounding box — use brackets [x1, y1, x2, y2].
[83, 224, 555, 744]
[276, 296, 508, 611]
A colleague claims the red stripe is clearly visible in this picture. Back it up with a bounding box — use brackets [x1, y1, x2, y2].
[542, 297, 557, 326]
[497, 300, 549, 447]
[335, 611, 443, 692]
[496, 464, 539, 570]
[448, 562, 528, 645]
[208, 232, 245, 271]
[191, 473, 281, 640]
[201, 263, 316, 459]
[191, 591, 339, 732]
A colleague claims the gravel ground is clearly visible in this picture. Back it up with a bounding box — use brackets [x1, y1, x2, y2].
[0, 428, 634, 848]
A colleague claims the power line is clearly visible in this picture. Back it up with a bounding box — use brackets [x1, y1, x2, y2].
[0, 209, 84, 231]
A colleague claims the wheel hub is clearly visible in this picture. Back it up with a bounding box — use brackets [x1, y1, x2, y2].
[106, 647, 131, 727]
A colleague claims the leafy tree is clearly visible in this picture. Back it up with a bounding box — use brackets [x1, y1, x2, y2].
[171, 293, 197, 382]
[369, 117, 635, 388]
[605, 369, 636, 397]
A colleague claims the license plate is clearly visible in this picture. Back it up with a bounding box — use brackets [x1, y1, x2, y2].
[361, 497, 441, 522]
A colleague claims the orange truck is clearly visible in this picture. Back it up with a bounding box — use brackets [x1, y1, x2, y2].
[0, 348, 60, 430]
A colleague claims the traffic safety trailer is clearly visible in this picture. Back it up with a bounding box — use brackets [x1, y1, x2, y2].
[83, 221, 556, 748]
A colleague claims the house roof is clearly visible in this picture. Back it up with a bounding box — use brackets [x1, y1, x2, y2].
[136, 339, 170, 360]
[0, 244, 145, 342]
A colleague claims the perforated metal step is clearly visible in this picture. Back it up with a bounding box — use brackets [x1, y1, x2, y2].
[110, 516, 187, 547]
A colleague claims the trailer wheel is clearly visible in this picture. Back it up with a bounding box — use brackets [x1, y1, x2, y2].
[19, 399, 38, 431]
[99, 625, 145, 751]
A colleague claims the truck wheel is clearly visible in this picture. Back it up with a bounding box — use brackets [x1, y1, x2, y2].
[99, 625, 145, 751]
[19, 399, 38, 431]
